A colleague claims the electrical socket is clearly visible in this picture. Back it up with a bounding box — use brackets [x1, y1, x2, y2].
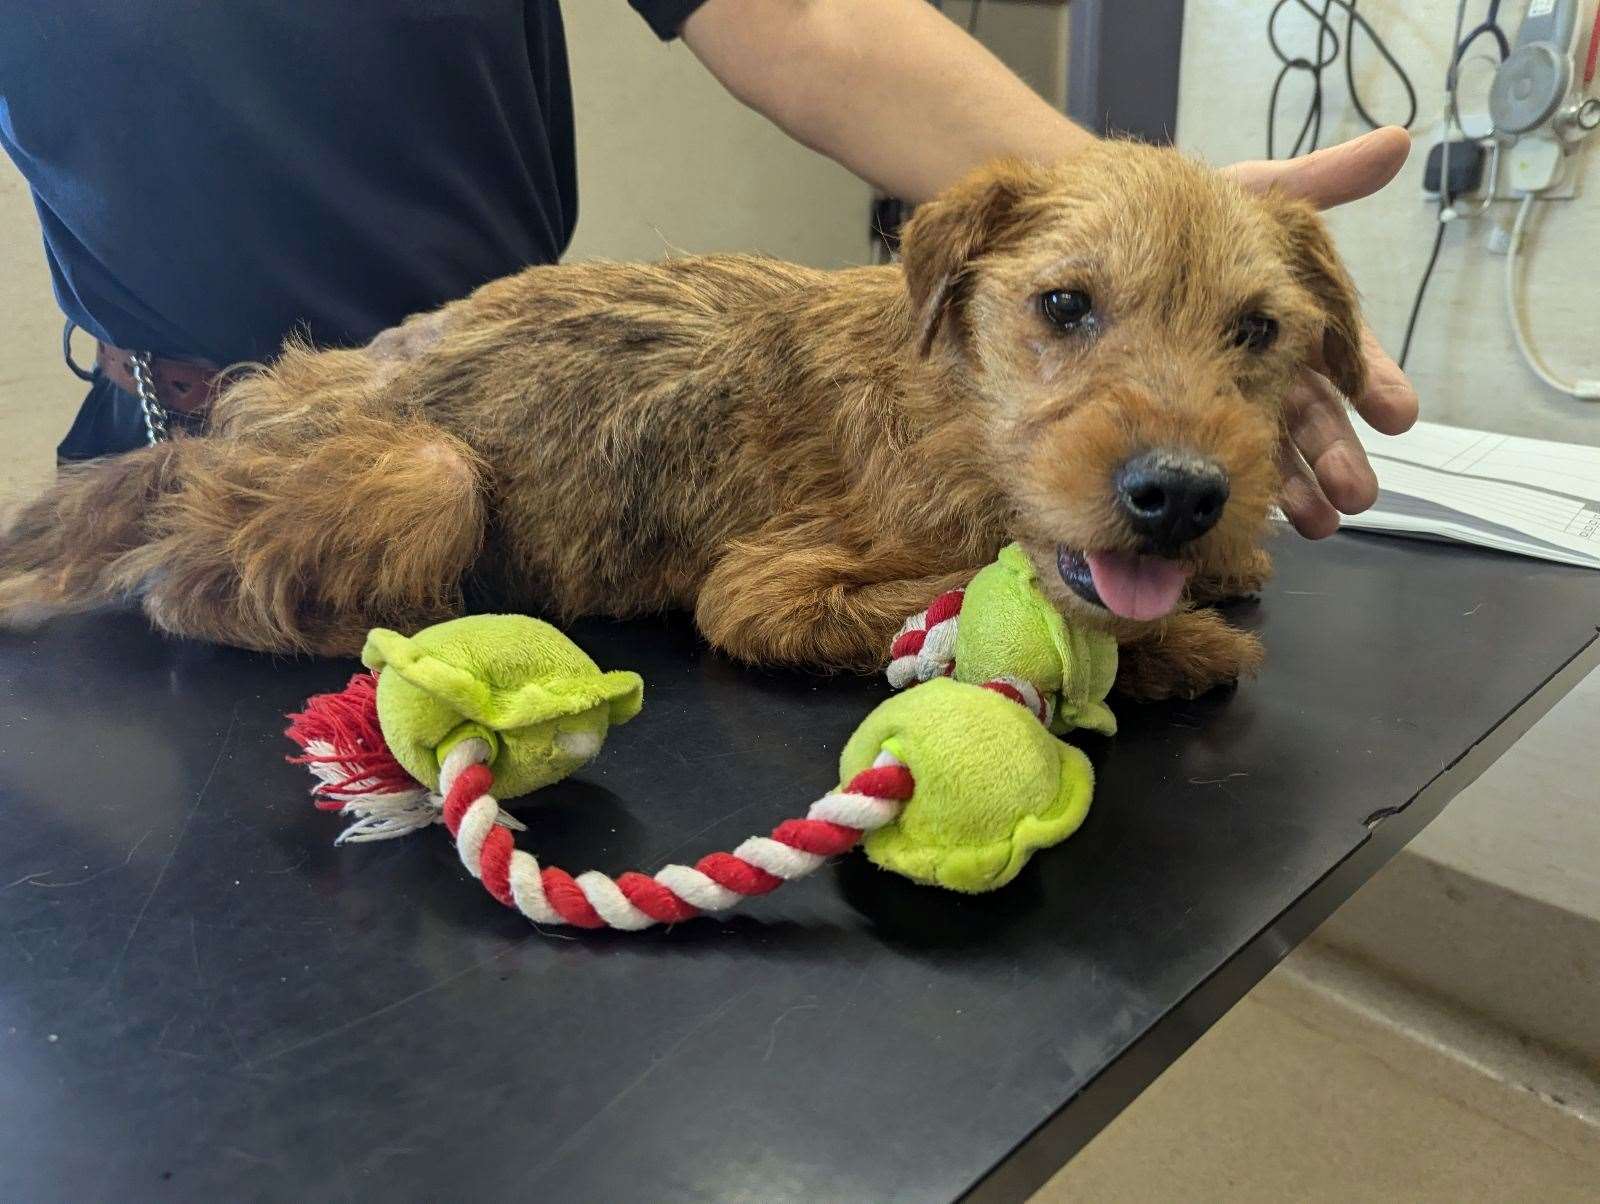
[1418, 144, 1580, 203]
[1418, 121, 1581, 204]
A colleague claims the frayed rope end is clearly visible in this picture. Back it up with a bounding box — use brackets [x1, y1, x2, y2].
[285, 670, 525, 844]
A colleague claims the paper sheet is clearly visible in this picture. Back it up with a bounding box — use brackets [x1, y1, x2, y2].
[1335, 421, 1600, 569]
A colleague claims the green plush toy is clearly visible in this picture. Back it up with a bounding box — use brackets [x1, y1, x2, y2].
[363, 614, 643, 799]
[288, 549, 1115, 929]
[954, 544, 1119, 737]
[888, 542, 1118, 737]
[846, 676, 1095, 893]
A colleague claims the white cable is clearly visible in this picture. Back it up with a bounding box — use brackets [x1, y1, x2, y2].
[1504, 194, 1600, 400]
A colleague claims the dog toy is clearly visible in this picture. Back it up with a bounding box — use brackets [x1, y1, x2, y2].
[285, 548, 1114, 930]
[888, 543, 1119, 736]
[287, 615, 642, 842]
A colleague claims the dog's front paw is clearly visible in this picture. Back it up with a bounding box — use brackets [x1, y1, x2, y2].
[1186, 548, 1273, 607]
[1115, 608, 1263, 701]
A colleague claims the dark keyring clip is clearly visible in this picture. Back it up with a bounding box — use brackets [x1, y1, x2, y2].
[62, 319, 97, 382]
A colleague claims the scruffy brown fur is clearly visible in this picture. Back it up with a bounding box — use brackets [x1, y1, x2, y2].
[0, 142, 1364, 699]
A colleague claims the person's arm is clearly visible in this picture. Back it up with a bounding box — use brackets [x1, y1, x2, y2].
[682, 0, 1094, 203]
[680, 0, 1418, 537]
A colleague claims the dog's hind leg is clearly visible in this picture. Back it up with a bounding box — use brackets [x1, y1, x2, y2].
[1, 420, 487, 656]
[0, 440, 185, 628]
[131, 420, 487, 655]
[694, 536, 976, 672]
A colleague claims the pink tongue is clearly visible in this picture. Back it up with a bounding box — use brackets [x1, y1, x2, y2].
[1085, 551, 1192, 621]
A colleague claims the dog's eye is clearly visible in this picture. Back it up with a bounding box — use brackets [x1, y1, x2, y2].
[1040, 289, 1094, 331]
[1231, 312, 1279, 352]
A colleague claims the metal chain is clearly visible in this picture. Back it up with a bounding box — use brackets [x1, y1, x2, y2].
[129, 351, 170, 445]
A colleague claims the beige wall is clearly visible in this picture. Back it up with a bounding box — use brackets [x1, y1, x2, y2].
[1179, 1, 1600, 445]
[0, 165, 79, 495]
[943, 0, 1070, 110]
[0, 5, 874, 496]
[561, 5, 870, 266]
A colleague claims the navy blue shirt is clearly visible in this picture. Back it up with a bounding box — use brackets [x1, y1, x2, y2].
[0, 1, 705, 367]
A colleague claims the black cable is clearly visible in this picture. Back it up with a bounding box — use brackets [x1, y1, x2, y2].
[1343, 0, 1419, 133]
[1268, 0, 1339, 159]
[966, 0, 981, 36]
[1266, 0, 1418, 160]
[1399, 0, 1509, 370]
[1398, 220, 1447, 370]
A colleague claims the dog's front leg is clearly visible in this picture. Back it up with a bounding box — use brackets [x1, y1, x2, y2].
[1185, 547, 1273, 607]
[1114, 608, 1264, 701]
[694, 541, 975, 673]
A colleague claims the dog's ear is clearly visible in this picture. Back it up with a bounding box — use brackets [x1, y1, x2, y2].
[1267, 193, 1368, 402]
[899, 160, 1044, 357]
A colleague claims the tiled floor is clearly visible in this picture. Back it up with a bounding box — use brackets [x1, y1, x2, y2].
[1038, 672, 1600, 1200]
[1040, 959, 1600, 1202]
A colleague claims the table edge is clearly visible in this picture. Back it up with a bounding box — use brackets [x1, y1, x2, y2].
[961, 627, 1600, 1203]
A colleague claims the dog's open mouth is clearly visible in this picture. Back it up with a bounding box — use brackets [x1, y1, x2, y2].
[1056, 545, 1192, 622]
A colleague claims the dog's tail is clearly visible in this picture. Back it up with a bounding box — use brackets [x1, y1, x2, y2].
[0, 440, 186, 628]
[1, 418, 488, 654]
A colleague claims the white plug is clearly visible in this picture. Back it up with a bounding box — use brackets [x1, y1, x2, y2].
[1507, 135, 1565, 192]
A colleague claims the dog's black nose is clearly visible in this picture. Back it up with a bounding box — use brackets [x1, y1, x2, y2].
[1113, 450, 1230, 548]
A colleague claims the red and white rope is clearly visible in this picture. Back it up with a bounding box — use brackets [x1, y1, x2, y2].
[885, 591, 1054, 726]
[435, 738, 914, 930]
[976, 675, 1055, 728]
[298, 735, 528, 844]
[286, 671, 526, 843]
[886, 588, 964, 689]
[421, 672, 1048, 931]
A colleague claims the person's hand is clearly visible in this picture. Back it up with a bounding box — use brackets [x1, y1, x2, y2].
[1225, 127, 1420, 538]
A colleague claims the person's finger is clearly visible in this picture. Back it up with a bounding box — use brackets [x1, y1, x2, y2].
[1276, 429, 1342, 539]
[1305, 321, 1419, 434]
[1284, 368, 1381, 514]
[1225, 126, 1412, 210]
[1352, 324, 1418, 435]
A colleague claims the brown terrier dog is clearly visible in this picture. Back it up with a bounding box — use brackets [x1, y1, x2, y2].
[0, 141, 1363, 699]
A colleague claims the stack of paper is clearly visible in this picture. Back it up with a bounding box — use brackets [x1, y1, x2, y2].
[1336, 420, 1600, 569]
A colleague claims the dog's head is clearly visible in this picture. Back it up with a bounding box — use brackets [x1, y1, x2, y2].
[899, 141, 1364, 626]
